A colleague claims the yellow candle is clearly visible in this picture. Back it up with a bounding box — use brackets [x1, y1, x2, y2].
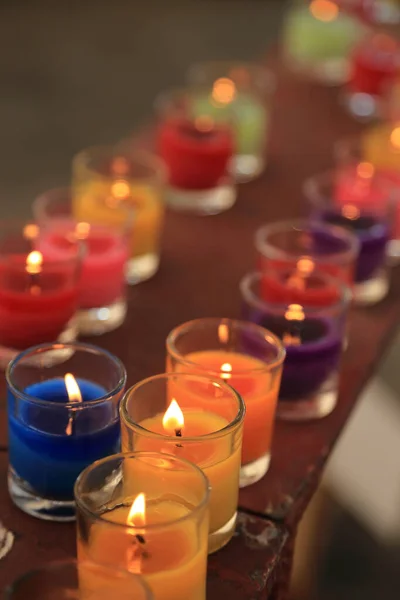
[75, 453, 209, 600]
[120, 374, 244, 553]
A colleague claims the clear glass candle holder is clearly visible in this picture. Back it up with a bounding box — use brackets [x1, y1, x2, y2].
[304, 168, 394, 304]
[335, 133, 400, 262]
[165, 319, 285, 490]
[120, 373, 244, 553]
[241, 271, 351, 420]
[186, 61, 275, 181]
[4, 559, 153, 600]
[72, 146, 166, 285]
[0, 219, 81, 368]
[7, 341, 126, 522]
[155, 87, 236, 215]
[342, 30, 400, 120]
[282, 0, 368, 86]
[33, 187, 131, 335]
[75, 451, 210, 600]
[255, 218, 360, 294]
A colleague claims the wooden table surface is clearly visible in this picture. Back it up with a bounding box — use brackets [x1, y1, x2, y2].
[0, 58, 399, 597]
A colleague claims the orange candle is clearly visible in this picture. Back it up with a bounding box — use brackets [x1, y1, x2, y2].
[120, 373, 244, 553]
[75, 452, 209, 600]
[166, 318, 285, 488]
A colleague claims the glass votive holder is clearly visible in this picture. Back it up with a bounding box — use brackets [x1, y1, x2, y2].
[72, 146, 166, 285]
[0, 220, 81, 368]
[165, 319, 285, 490]
[255, 218, 360, 294]
[240, 271, 351, 421]
[335, 133, 400, 261]
[304, 168, 393, 304]
[186, 61, 274, 181]
[4, 559, 153, 600]
[155, 87, 236, 215]
[343, 30, 400, 120]
[120, 373, 244, 554]
[75, 451, 210, 600]
[6, 341, 126, 521]
[33, 186, 131, 335]
[282, 0, 368, 86]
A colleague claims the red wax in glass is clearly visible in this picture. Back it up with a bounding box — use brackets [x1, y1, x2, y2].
[334, 164, 387, 209]
[0, 258, 78, 349]
[157, 117, 234, 190]
[349, 34, 400, 96]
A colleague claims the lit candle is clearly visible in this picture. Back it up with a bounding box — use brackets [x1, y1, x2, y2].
[165, 319, 285, 488]
[7, 342, 126, 520]
[120, 373, 244, 552]
[75, 452, 210, 600]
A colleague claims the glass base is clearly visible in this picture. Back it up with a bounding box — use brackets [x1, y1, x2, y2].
[341, 91, 380, 121]
[77, 298, 126, 336]
[126, 253, 160, 285]
[239, 453, 271, 488]
[0, 317, 77, 370]
[285, 52, 350, 86]
[277, 386, 338, 421]
[165, 181, 236, 215]
[208, 511, 237, 554]
[230, 154, 265, 182]
[353, 270, 389, 306]
[8, 467, 76, 522]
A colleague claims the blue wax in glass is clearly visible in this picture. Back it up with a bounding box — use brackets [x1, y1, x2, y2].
[8, 378, 120, 500]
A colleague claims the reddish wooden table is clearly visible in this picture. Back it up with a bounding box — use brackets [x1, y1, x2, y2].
[0, 59, 399, 598]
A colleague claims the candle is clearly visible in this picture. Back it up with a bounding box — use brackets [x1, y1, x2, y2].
[75, 452, 210, 600]
[240, 272, 350, 421]
[186, 62, 274, 180]
[165, 319, 285, 488]
[120, 373, 244, 553]
[72, 147, 166, 285]
[7, 342, 126, 521]
[0, 222, 81, 364]
[283, 0, 366, 85]
[5, 559, 153, 600]
[33, 187, 129, 335]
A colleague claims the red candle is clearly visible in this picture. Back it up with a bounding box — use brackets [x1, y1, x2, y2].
[334, 162, 387, 208]
[0, 252, 79, 350]
[157, 117, 234, 190]
[349, 33, 400, 96]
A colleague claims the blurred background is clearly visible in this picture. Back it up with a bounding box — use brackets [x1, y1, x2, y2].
[1, 1, 400, 598]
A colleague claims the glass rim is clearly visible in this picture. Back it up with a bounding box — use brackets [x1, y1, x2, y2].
[120, 372, 246, 442]
[240, 270, 352, 314]
[187, 60, 276, 93]
[166, 317, 286, 374]
[73, 144, 168, 185]
[6, 342, 127, 409]
[0, 218, 84, 268]
[254, 218, 360, 264]
[74, 450, 211, 531]
[4, 558, 154, 598]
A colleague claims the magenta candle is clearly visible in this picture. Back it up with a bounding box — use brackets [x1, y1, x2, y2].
[0, 221, 81, 365]
[33, 188, 131, 336]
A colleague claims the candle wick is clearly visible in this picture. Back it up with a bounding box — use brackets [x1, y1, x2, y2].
[135, 534, 146, 545]
[175, 428, 182, 437]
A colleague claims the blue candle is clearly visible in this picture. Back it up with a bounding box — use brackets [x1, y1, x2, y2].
[8, 377, 120, 500]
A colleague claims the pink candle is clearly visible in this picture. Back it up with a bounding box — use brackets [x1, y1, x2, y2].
[38, 222, 128, 309]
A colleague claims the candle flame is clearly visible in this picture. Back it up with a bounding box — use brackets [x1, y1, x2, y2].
[25, 251, 43, 275]
[211, 77, 236, 105]
[390, 126, 400, 151]
[162, 399, 184, 433]
[309, 0, 338, 22]
[75, 222, 91, 240]
[284, 303, 305, 321]
[296, 257, 314, 276]
[64, 373, 82, 403]
[218, 323, 229, 344]
[341, 204, 360, 220]
[127, 493, 146, 527]
[194, 115, 214, 132]
[356, 162, 374, 180]
[23, 223, 39, 241]
[111, 179, 130, 200]
[220, 362, 232, 380]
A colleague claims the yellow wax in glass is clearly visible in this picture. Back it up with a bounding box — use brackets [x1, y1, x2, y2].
[72, 180, 164, 259]
[362, 124, 400, 172]
[78, 500, 207, 600]
[126, 410, 240, 537]
[169, 350, 281, 465]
